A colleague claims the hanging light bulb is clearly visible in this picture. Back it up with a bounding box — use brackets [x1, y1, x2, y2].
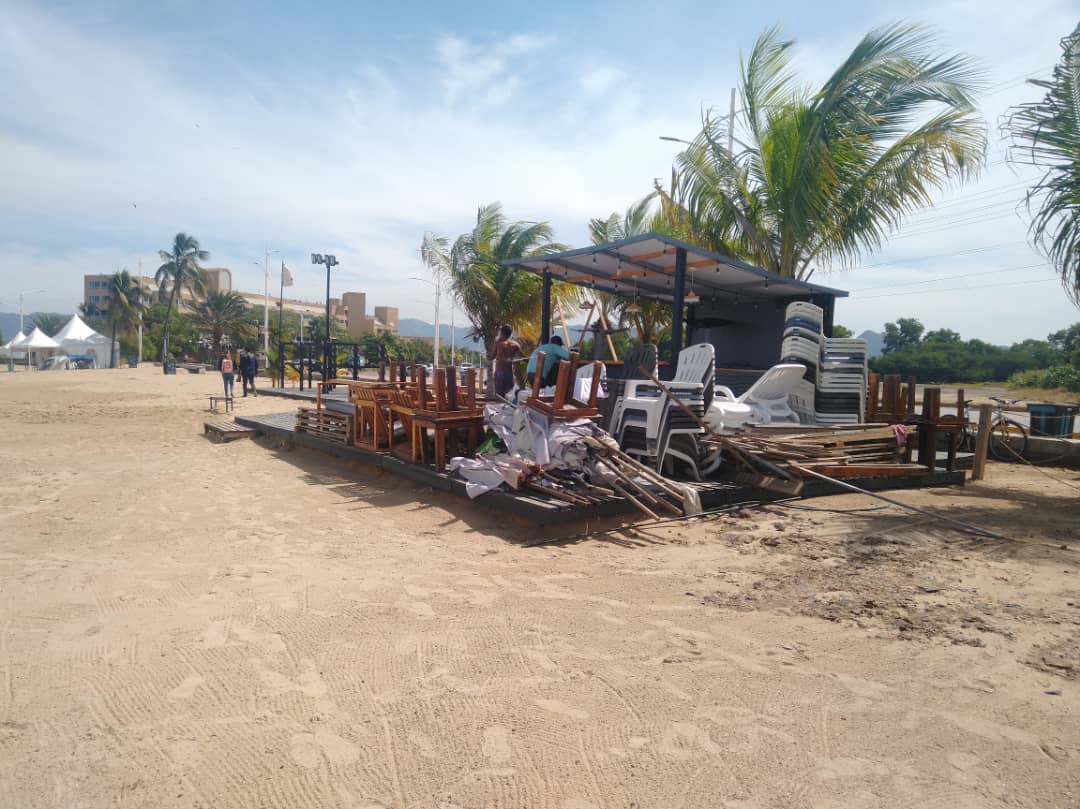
[685, 267, 699, 303]
[626, 280, 641, 313]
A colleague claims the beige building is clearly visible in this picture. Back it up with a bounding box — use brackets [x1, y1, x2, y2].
[82, 274, 157, 312]
[82, 269, 395, 340]
[83, 267, 231, 313]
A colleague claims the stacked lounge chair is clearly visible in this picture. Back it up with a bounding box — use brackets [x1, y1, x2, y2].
[781, 302, 868, 425]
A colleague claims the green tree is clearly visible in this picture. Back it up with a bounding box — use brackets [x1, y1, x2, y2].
[1004, 24, 1080, 303]
[143, 303, 199, 361]
[660, 23, 985, 278]
[882, 317, 925, 353]
[189, 291, 256, 354]
[155, 233, 209, 365]
[31, 313, 66, 336]
[923, 328, 962, 344]
[434, 203, 566, 357]
[106, 270, 148, 368]
[832, 324, 854, 338]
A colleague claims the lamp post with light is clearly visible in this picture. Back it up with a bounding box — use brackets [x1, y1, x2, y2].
[310, 253, 338, 377]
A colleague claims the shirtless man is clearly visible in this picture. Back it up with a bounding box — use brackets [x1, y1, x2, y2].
[489, 324, 522, 399]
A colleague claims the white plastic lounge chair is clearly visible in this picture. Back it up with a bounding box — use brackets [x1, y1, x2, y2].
[712, 363, 805, 425]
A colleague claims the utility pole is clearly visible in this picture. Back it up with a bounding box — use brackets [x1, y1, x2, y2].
[137, 256, 143, 363]
[262, 245, 278, 354]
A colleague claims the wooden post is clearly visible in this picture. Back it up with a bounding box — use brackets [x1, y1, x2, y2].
[920, 387, 941, 471]
[906, 376, 917, 418]
[446, 366, 458, 411]
[669, 247, 687, 371]
[867, 373, 880, 421]
[882, 375, 900, 419]
[971, 403, 993, 481]
[587, 360, 603, 407]
[464, 369, 477, 409]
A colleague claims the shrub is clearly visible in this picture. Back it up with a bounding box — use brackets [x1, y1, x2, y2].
[1040, 365, 1080, 392]
[1008, 369, 1044, 388]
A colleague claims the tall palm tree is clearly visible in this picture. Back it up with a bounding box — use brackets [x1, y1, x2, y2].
[1005, 24, 1080, 303]
[662, 23, 986, 279]
[432, 203, 566, 356]
[588, 193, 672, 346]
[106, 270, 148, 368]
[155, 233, 209, 366]
[189, 291, 255, 354]
[31, 313, 66, 336]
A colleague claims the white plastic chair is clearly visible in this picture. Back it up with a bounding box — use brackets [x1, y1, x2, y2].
[711, 363, 805, 426]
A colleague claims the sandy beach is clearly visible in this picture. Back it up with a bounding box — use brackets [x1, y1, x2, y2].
[0, 366, 1077, 808]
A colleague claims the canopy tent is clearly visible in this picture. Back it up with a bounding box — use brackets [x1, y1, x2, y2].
[503, 233, 848, 370]
[53, 315, 112, 367]
[20, 327, 60, 369]
[2, 330, 27, 356]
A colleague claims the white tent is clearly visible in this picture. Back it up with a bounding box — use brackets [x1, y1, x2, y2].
[2, 330, 27, 353]
[21, 327, 61, 369]
[53, 315, 112, 368]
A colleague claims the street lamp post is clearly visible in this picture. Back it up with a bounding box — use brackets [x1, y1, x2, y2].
[310, 253, 338, 376]
[410, 276, 441, 367]
[18, 289, 46, 334]
[262, 246, 278, 355]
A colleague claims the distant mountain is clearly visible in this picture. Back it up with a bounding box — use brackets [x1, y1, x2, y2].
[0, 311, 69, 341]
[397, 318, 481, 347]
[858, 329, 885, 358]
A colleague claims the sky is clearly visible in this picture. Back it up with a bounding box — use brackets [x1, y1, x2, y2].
[1, 0, 1077, 343]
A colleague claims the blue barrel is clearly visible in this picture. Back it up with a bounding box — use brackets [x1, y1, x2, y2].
[1027, 403, 1079, 438]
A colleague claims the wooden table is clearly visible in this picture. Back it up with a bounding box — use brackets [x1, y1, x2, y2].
[410, 409, 485, 472]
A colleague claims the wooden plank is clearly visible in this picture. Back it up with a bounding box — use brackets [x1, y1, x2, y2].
[971, 403, 993, 481]
[799, 463, 930, 478]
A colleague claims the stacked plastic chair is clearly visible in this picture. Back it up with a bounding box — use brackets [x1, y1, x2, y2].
[613, 343, 715, 478]
[781, 302, 868, 425]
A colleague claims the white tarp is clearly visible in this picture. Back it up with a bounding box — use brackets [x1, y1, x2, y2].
[53, 315, 111, 367]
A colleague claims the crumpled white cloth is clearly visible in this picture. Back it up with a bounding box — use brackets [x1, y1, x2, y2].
[449, 455, 534, 499]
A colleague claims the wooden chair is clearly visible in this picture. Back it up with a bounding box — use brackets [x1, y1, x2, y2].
[526, 352, 603, 420]
[409, 368, 485, 471]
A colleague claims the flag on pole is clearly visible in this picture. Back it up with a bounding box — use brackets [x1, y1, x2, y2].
[281, 262, 294, 287]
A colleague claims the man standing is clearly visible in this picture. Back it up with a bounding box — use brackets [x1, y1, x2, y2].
[240, 350, 257, 396]
[525, 335, 570, 389]
[488, 324, 522, 399]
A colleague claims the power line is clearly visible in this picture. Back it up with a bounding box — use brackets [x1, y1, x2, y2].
[891, 210, 1024, 239]
[855, 275, 1057, 301]
[849, 241, 1026, 270]
[849, 262, 1050, 292]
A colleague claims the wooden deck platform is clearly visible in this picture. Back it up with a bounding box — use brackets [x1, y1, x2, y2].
[235, 412, 966, 525]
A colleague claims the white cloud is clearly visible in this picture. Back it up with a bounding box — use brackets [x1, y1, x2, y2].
[0, 0, 1076, 343]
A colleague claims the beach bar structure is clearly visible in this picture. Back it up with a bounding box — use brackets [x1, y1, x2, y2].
[504, 233, 848, 374]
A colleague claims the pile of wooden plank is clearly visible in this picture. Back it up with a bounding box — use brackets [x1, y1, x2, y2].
[713, 423, 929, 480]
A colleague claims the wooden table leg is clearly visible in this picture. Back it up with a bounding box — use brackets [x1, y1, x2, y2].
[434, 427, 446, 472]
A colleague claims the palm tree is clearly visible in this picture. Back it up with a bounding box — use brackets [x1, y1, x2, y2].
[433, 203, 567, 356]
[588, 193, 673, 346]
[661, 23, 986, 279]
[189, 291, 255, 354]
[31, 313, 66, 336]
[106, 270, 148, 368]
[1005, 24, 1080, 303]
[155, 233, 209, 366]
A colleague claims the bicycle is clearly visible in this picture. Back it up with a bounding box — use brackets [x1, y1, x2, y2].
[960, 396, 1028, 461]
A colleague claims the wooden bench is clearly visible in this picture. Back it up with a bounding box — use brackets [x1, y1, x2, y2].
[204, 421, 255, 442]
[208, 395, 234, 413]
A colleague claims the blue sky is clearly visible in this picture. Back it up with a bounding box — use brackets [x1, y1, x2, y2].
[1, 0, 1077, 342]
